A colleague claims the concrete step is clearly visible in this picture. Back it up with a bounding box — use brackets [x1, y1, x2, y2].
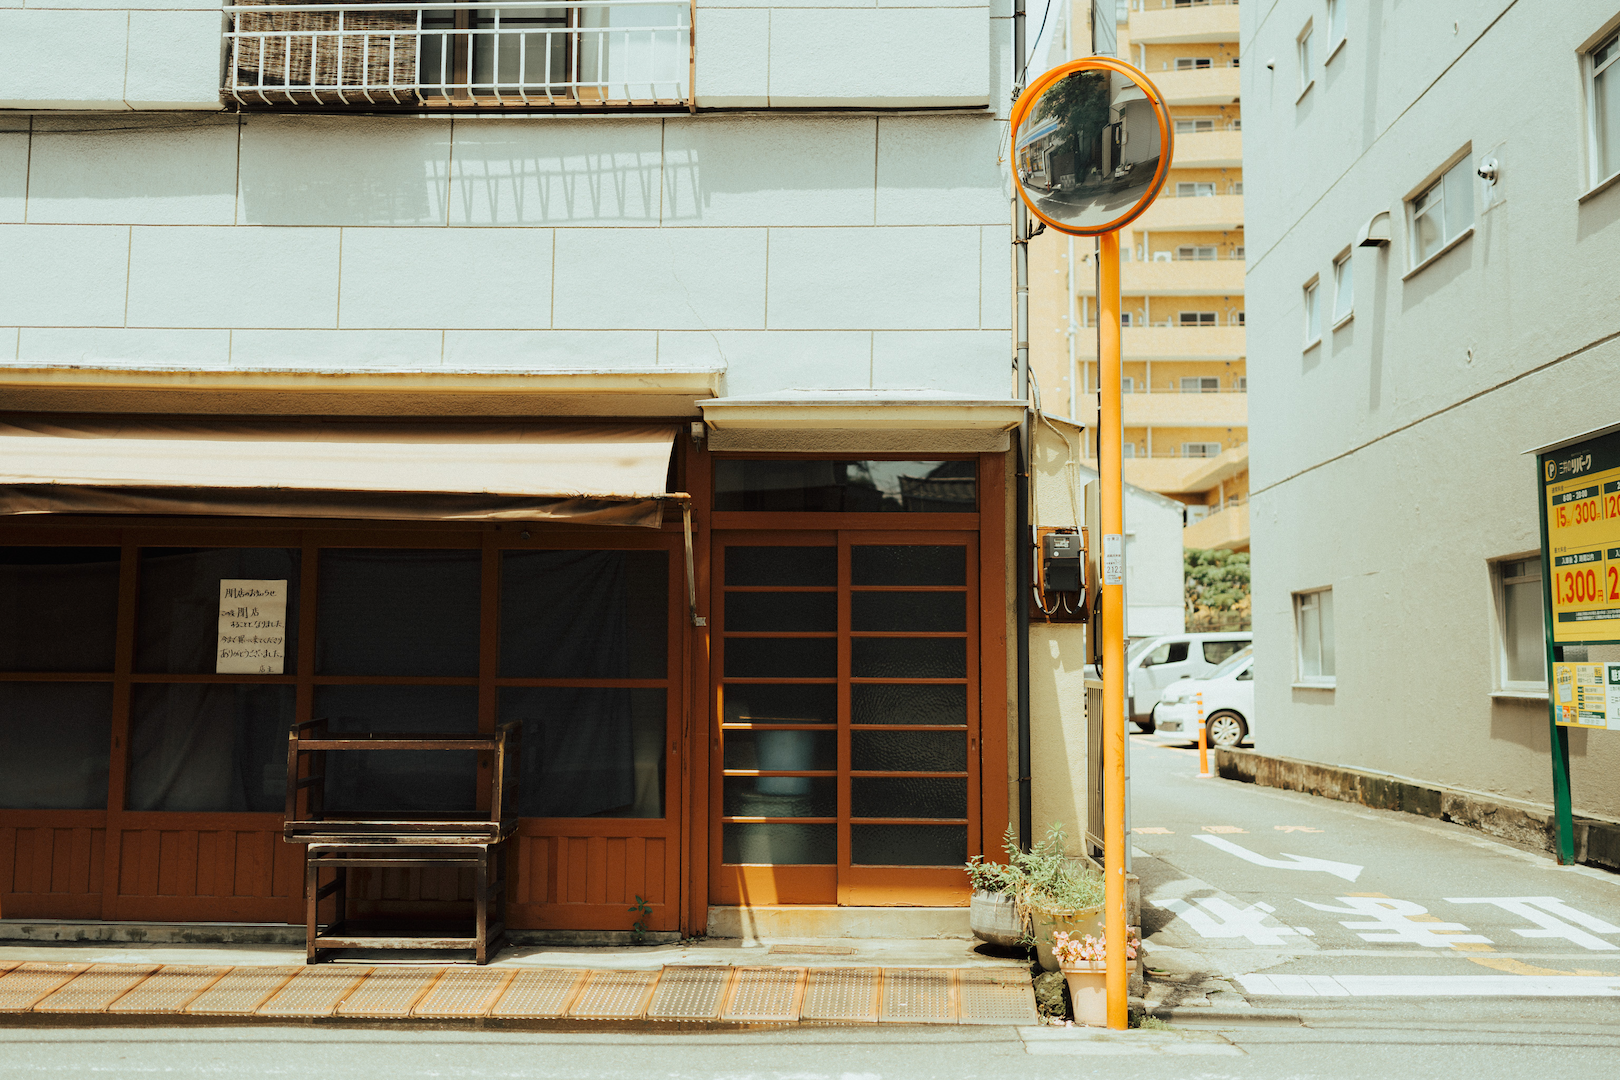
[706, 906, 972, 941]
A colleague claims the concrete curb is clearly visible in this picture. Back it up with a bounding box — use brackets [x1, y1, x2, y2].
[1147, 1006, 1304, 1026]
[1214, 747, 1620, 873]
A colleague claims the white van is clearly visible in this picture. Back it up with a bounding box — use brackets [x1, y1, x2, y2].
[1126, 631, 1251, 732]
[1152, 645, 1255, 747]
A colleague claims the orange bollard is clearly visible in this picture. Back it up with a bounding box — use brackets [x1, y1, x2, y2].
[1196, 691, 1211, 778]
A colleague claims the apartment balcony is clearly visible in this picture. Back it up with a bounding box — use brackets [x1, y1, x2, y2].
[1183, 501, 1249, 551]
[1171, 129, 1242, 168]
[1130, 1, 1241, 46]
[1073, 325, 1246, 360]
[1149, 66, 1240, 106]
[1086, 444, 1247, 497]
[1074, 391, 1247, 429]
[1074, 259, 1245, 298]
[1135, 192, 1243, 231]
[222, 0, 691, 110]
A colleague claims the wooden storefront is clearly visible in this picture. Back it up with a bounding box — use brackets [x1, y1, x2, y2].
[0, 440, 1008, 934]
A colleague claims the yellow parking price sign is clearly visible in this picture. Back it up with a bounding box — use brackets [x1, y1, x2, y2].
[1540, 428, 1620, 644]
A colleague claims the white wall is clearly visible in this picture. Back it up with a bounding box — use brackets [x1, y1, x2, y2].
[1242, 0, 1620, 816]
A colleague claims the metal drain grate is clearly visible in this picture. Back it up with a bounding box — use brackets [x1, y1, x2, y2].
[184, 967, 300, 1015]
[645, 966, 731, 1021]
[0, 963, 91, 1013]
[34, 964, 158, 1013]
[337, 968, 444, 1018]
[259, 967, 371, 1017]
[880, 968, 955, 1024]
[957, 969, 1039, 1025]
[568, 969, 659, 1019]
[109, 967, 230, 1014]
[412, 968, 515, 1018]
[800, 967, 881, 1023]
[720, 967, 804, 1023]
[489, 968, 588, 1018]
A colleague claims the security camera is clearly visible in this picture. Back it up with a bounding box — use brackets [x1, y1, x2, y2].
[1477, 157, 1498, 184]
[1265, 59, 1275, 70]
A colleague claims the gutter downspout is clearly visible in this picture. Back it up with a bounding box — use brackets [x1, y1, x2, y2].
[1013, 0, 1033, 853]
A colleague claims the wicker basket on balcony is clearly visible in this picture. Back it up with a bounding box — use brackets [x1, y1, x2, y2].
[229, 0, 420, 104]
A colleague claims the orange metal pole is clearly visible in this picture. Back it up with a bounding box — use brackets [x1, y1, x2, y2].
[1098, 229, 1127, 1030]
[1197, 691, 1210, 778]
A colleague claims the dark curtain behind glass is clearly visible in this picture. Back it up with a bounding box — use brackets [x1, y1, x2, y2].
[127, 684, 293, 812]
[0, 548, 121, 672]
[0, 683, 112, 809]
[135, 548, 301, 674]
[499, 687, 666, 818]
[317, 549, 481, 677]
[314, 684, 480, 815]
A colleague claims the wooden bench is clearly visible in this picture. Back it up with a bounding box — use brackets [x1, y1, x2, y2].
[284, 719, 520, 964]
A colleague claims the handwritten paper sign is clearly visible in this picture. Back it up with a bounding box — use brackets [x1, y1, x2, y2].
[216, 579, 288, 674]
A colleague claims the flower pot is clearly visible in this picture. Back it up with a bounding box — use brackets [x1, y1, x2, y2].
[1034, 905, 1105, 971]
[969, 889, 1022, 947]
[1060, 961, 1108, 1026]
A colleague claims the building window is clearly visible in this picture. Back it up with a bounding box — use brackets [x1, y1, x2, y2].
[1228, 118, 1242, 131]
[1121, 443, 1136, 459]
[1231, 246, 1246, 260]
[1121, 377, 1135, 393]
[1327, 0, 1347, 55]
[1298, 24, 1314, 94]
[1332, 249, 1353, 324]
[1182, 442, 1222, 458]
[1231, 181, 1244, 195]
[1179, 312, 1217, 327]
[1234, 310, 1245, 325]
[1234, 375, 1248, 390]
[1495, 559, 1547, 690]
[1177, 182, 1217, 197]
[1176, 58, 1213, 71]
[1409, 155, 1474, 268]
[1303, 276, 1321, 345]
[1181, 377, 1220, 393]
[1229, 57, 1240, 68]
[1587, 31, 1619, 187]
[1177, 245, 1218, 260]
[1120, 312, 1134, 327]
[1186, 505, 1210, 526]
[1295, 588, 1335, 684]
[1176, 119, 1215, 134]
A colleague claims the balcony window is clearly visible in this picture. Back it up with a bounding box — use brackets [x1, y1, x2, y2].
[1231, 246, 1245, 260]
[1234, 311, 1245, 325]
[1295, 588, 1335, 685]
[1409, 155, 1474, 268]
[1177, 245, 1217, 260]
[1176, 58, 1213, 71]
[1120, 312, 1134, 328]
[1182, 443, 1222, 458]
[1586, 31, 1619, 188]
[1177, 182, 1217, 197]
[1121, 377, 1135, 393]
[1175, 119, 1215, 134]
[1234, 375, 1247, 390]
[1230, 181, 1244, 195]
[1179, 312, 1216, 327]
[1180, 377, 1220, 393]
[1228, 118, 1242, 131]
[224, 1, 692, 110]
[1121, 443, 1136, 459]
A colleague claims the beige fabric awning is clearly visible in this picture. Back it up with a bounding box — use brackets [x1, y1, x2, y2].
[0, 418, 682, 527]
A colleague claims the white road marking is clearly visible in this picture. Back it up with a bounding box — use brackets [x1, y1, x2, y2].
[1155, 897, 1307, 946]
[1296, 897, 1491, 947]
[1239, 973, 1620, 997]
[1445, 897, 1620, 951]
[1193, 834, 1364, 881]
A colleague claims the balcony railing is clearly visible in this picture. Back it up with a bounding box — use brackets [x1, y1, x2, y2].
[223, 0, 692, 109]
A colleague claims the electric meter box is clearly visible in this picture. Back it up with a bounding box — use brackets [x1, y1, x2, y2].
[1042, 531, 1083, 594]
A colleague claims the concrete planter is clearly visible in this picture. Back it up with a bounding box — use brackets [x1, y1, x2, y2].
[968, 889, 1022, 947]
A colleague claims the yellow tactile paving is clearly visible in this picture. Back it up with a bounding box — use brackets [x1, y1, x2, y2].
[957, 968, 1041, 1026]
[646, 966, 732, 1021]
[34, 964, 159, 1014]
[880, 968, 956, 1024]
[488, 968, 588, 1018]
[336, 968, 444, 1018]
[412, 968, 516, 1018]
[800, 967, 882, 1024]
[184, 967, 301, 1016]
[109, 966, 231, 1015]
[720, 967, 805, 1023]
[259, 967, 371, 1017]
[0, 963, 91, 1013]
[567, 969, 659, 1020]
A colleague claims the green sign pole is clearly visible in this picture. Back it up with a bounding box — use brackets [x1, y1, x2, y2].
[1535, 451, 1576, 865]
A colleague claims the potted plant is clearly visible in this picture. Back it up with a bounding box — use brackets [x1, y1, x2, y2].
[1051, 929, 1139, 1026]
[965, 824, 1105, 964]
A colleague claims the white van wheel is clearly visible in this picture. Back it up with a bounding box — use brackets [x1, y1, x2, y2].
[1206, 711, 1246, 748]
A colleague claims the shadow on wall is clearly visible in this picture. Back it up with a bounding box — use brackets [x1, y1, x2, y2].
[1576, 181, 1620, 244]
[1488, 696, 1551, 753]
[1399, 233, 1472, 312]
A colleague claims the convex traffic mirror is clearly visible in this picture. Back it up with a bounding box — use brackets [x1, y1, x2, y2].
[1011, 57, 1174, 236]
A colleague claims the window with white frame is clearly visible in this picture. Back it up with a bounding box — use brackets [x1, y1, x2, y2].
[1231, 181, 1244, 194]
[1122, 443, 1137, 459]
[1176, 57, 1213, 71]
[1176, 118, 1215, 134]
[1177, 182, 1217, 197]
[1121, 377, 1135, 392]
[1234, 310, 1246, 325]
[1177, 245, 1218, 260]
[1229, 57, 1240, 68]
[1179, 311, 1217, 327]
[1327, 0, 1347, 54]
[1588, 31, 1619, 187]
[1228, 118, 1242, 131]
[1231, 245, 1246, 260]
[1120, 312, 1134, 327]
[1234, 375, 1248, 390]
[1332, 249, 1353, 324]
[1494, 558, 1547, 690]
[1295, 588, 1335, 683]
[1182, 442, 1222, 458]
[1303, 276, 1321, 344]
[1181, 376, 1220, 393]
[1298, 23, 1314, 93]
[1409, 155, 1475, 267]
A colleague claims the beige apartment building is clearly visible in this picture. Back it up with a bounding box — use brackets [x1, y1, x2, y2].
[1031, 0, 1248, 551]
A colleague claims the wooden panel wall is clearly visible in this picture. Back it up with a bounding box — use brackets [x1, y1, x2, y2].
[508, 829, 677, 932]
[0, 814, 105, 919]
[103, 816, 301, 923]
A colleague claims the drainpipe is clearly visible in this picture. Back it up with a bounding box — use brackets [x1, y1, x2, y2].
[1013, 0, 1033, 853]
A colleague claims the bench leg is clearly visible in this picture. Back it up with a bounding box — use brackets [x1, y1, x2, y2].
[305, 859, 319, 964]
[475, 848, 489, 965]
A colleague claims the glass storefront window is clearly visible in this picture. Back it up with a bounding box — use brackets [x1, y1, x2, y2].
[714, 460, 976, 513]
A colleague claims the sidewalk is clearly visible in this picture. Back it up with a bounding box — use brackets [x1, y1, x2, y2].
[0, 933, 1039, 1028]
